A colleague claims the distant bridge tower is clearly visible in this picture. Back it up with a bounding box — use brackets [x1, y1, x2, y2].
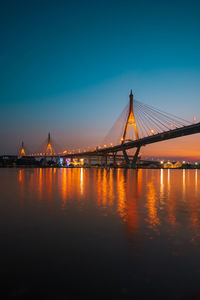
[19, 141, 26, 158]
[122, 90, 139, 143]
[45, 132, 53, 155]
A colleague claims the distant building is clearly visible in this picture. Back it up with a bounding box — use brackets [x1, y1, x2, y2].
[173, 161, 182, 168]
[163, 161, 182, 168]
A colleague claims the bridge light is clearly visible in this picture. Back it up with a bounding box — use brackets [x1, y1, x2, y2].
[121, 138, 124, 141]
[104, 144, 107, 148]
[160, 160, 164, 164]
[193, 116, 197, 122]
[150, 129, 155, 134]
[110, 143, 113, 147]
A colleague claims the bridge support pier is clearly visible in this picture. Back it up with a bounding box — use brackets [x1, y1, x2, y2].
[113, 152, 117, 167]
[122, 146, 141, 168]
[100, 155, 108, 167]
[105, 155, 108, 167]
[122, 149, 130, 168]
[63, 157, 66, 166]
[88, 157, 91, 167]
[42, 156, 48, 167]
[131, 146, 141, 168]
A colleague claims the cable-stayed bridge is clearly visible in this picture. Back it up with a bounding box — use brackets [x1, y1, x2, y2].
[20, 90, 200, 167]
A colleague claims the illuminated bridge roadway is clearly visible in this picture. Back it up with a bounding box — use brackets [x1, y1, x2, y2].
[60, 122, 200, 167]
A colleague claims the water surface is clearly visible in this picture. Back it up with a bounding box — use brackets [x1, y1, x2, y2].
[1, 168, 200, 299]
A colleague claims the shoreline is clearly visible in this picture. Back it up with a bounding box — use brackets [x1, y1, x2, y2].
[0, 165, 199, 170]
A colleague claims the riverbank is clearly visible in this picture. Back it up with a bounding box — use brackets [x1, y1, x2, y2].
[1, 155, 199, 169]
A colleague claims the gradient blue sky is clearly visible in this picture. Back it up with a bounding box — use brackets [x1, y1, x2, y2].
[1, 0, 200, 158]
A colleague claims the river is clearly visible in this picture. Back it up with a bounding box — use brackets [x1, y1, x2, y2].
[1, 168, 200, 299]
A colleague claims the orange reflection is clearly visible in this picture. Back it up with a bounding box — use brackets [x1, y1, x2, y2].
[145, 172, 160, 231]
[167, 169, 170, 187]
[62, 168, 67, 208]
[195, 169, 198, 195]
[96, 169, 115, 212]
[18, 169, 24, 183]
[160, 169, 164, 206]
[46, 168, 52, 207]
[80, 168, 84, 195]
[116, 169, 126, 221]
[96, 169, 102, 208]
[38, 168, 43, 199]
[125, 170, 142, 235]
[188, 170, 200, 240]
[18, 169, 25, 205]
[183, 169, 186, 197]
[108, 169, 114, 206]
[15, 168, 200, 242]
[102, 169, 108, 207]
[167, 169, 176, 226]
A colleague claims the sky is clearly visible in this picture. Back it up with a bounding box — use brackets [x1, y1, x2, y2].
[1, 0, 200, 159]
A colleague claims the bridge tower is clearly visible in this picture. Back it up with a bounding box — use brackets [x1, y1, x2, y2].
[45, 132, 53, 155]
[19, 141, 26, 158]
[122, 90, 139, 143]
[122, 90, 140, 168]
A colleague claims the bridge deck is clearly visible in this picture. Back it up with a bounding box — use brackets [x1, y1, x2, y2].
[26, 122, 200, 159]
[64, 122, 200, 157]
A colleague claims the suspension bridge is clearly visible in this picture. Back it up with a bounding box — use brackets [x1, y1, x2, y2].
[19, 90, 200, 167]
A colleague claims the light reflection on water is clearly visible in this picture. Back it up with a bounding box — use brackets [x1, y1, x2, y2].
[1, 168, 200, 299]
[16, 168, 200, 241]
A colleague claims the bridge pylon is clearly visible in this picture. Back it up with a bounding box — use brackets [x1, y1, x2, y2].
[121, 90, 140, 168]
[19, 141, 26, 158]
[45, 132, 53, 156]
[122, 90, 139, 143]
